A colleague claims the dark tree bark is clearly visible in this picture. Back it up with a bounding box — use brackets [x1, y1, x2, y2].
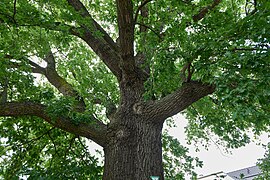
[103, 115, 164, 180]
[101, 81, 214, 180]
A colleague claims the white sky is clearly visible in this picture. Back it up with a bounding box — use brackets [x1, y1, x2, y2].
[167, 114, 269, 177]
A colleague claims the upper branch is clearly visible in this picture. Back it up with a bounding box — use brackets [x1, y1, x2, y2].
[116, 0, 136, 76]
[4, 52, 86, 111]
[67, 0, 117, 51]
[41, 51, 87, 111]
[0, 102, 107, 147]
[193, 0, 222, 22]
[67, 0, 122, 79]
[42, 51, 78, 96]
[144, 81, 215, 121]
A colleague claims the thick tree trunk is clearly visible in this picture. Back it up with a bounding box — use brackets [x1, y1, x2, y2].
[103, 116, 164, 180]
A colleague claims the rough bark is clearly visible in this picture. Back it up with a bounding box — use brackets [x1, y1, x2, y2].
[149, 81, 215, 120]
[103, 110, 164, 180]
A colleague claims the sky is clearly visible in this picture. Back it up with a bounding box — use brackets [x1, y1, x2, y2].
[167, 114, 269, 177]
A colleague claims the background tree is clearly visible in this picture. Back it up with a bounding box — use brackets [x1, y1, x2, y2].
[257, 143, 270, 179]
[0, 0, 269, 179]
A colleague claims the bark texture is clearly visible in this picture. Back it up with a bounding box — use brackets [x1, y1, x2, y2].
[103, 111, 164, 180]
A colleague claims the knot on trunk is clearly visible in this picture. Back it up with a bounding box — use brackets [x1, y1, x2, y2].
[116, 129, 125, 138]
[133, 102, 143, 114]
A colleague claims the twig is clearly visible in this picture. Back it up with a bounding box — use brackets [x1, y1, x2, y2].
[47, 131, 60, 157]
[135, 22, 161, 39]
[12, 0, 17, 22]
[232, 47, 267, 52]
[78, 137, 90, 154]
[23, 127, 55, 145]
[64, 136, 76, 159]
[180, 62, 194, 82]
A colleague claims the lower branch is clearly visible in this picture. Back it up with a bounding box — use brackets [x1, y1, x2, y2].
[0, 102, 107, 147]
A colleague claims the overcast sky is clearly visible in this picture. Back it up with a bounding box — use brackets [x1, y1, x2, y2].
[168, 114, 269, 177]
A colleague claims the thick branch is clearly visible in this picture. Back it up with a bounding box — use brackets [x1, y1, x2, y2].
[42, 52, 76, 96]
[42, 53, 86, 111]
[43, 50, 55, 68]
[193, 0, 222, 22]
[4, 53, 85, 111]
[28, 60, 46, 74]
[144, 81, 215, 121]
[67, 0, 118, 51]
[72, 27, 122, 79]
[67, 0, 122, 79]
[116, 0, 136, 76]
[0, 102, 107, 147]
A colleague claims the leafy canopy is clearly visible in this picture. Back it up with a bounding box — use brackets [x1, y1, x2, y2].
[0, 0, 269, 179]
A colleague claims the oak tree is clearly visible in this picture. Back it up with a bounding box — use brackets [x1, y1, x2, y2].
[0, 0, 269, 179]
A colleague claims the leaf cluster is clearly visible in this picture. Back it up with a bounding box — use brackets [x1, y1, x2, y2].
[0, 116, 102, 179]
[162, 130, 202, 179]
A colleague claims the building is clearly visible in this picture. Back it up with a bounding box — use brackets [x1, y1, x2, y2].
[198, 166, 262, 180]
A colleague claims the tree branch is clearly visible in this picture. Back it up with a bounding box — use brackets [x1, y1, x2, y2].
[27, 60, 46, 74]
[135, 22, 161, 39]
[144, 81, 215, 121]
[72, 27, 122, 79]
[67, 0, 118, 52]
[43, 51, 87, 111]
[4, 52, 86, 111]
[67, 0, 122, 79]
[116, 0, 136, 77]
[192, 0, 222, 22]
[134, 0, 153, 23]
[12, 0, 17, 20]
[180, 62, 194, 83]
[42, 51, 76, 95]
[0, 102, 107, 147]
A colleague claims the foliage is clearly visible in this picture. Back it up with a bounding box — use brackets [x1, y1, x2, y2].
[0, 0, 269, 179]
[256, 143, 270, 179]
[0, 117, 102, 179]
[162, 130, 202, 179]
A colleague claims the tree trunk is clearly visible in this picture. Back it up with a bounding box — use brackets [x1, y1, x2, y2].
[103, 115, 164, 180]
